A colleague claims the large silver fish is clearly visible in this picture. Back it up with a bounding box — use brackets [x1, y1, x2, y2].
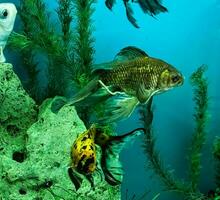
[0, 3, 17, 63]
[52, 46, 184, 122]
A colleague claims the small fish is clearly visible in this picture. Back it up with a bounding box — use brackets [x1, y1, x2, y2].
[52, 46, 184, 122]
[105, 0, 167, 28]
[68, 124, 145, 190]
[0, 3, 17, 63]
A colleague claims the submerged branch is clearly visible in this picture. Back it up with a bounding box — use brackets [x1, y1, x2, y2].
[188, 65, 209, 191]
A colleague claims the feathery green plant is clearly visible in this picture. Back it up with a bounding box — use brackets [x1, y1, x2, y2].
[8, 0, 79, 104]
[139, 65, 212, 200]
[213, 137, 220, 188]
[57, 0, 74, 47]
[139, 99, 190, 194]
[8, 0, 95, 111]
[73, 0, 96, 126]
[8, 0, 64, 102]
[188, 65, 209, 191]
[74, 0, 95, 86]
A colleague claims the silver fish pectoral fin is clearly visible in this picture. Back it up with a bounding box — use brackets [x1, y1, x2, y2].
[99, 93, 139, 123]
[136, 84, 158, 104]
[136, 84, 153, 104]
[98, 80, 122, 96]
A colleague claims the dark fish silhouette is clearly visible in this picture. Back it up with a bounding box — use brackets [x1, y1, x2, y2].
[105, 0, 168, 28]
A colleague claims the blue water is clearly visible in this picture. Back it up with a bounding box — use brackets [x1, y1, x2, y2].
[6, 0, 220, 199]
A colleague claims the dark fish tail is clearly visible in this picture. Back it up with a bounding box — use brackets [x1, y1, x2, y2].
[123, 0, 139, 28]
[138, 0, 168, 15]
[153, 0, 168, 12]
[105, 0, 116, 10]
[68, 168, 83, 191]
[100, 128, 145, 185]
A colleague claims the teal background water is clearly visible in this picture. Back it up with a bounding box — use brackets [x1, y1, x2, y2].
[5, 0, 220, 199]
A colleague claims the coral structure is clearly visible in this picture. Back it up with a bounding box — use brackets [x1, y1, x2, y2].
[0, 63, 37, 160]
[139, 65, 214, 200]
[0, 63, 120, 200]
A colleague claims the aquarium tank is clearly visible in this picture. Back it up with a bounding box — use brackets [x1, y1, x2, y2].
[0, 0, 219, 199]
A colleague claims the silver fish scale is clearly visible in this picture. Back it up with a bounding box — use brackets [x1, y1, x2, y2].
[101, 58, 167, 92]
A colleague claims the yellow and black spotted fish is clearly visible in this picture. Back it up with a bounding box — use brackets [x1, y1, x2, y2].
[68, 124, 145, 190]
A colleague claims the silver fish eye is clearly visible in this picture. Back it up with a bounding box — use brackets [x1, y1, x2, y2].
[0, 9, 8, 19]
[172, 75, 179, 83]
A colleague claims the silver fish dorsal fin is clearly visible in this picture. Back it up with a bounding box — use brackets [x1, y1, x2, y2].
[114, 46, 149, 62]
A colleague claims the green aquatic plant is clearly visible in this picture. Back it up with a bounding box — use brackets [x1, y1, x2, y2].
[139, 99, 191, 195]
[188, 65, 209, 191]
[213, 137, 220, 188]
[8, 0, 94, 106]
[74, 0, 95, 84]
[139, 65, 213, 199]
[8, 0, 95, 125]
[8, 0, 69, 103]
[73, 0, 95, 126]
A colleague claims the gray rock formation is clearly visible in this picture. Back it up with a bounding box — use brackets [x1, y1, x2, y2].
[0, 63, 120, 200]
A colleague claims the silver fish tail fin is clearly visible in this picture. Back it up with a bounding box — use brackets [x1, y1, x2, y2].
[99, 93, 139, 123]
[51, 97, 68, 114]
[101, 128, 145, 185]
[51, 77, 99, 113]
[67, 77, 100, 106]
